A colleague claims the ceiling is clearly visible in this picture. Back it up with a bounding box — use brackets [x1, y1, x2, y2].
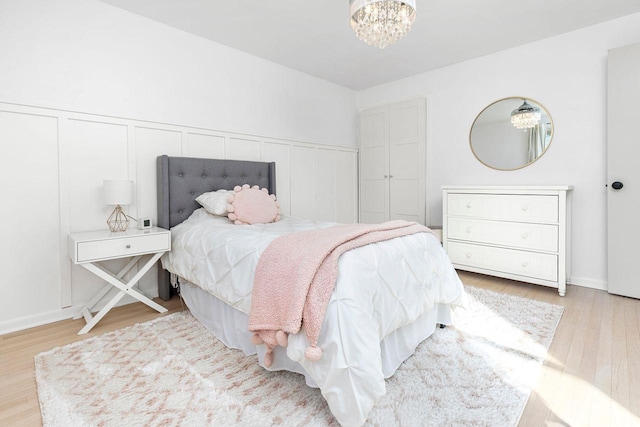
[99, 0, 640, 90]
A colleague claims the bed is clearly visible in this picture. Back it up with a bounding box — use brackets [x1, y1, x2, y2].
[156, 155, 466, 427]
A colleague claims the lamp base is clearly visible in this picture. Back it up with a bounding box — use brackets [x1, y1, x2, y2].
[107, 205, 130, 232]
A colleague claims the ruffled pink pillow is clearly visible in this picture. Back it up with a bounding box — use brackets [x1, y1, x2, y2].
[227, 184, 281, 225]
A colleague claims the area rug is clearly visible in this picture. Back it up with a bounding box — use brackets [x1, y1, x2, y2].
[35, 286, 563, 427]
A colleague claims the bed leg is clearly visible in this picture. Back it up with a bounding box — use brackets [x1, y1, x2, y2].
[439, 324, 446, 329]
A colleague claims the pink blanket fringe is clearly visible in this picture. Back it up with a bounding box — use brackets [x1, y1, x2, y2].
[248, 220, 433, 366]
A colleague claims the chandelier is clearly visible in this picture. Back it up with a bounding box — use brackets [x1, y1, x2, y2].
[510, 99, 541, 130]
[350, 0, 417, 49]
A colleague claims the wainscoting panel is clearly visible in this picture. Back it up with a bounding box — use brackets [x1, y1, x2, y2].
[134, 126, 183, 224]
[227, 137, 261, 161]
[336, 150, 359, 224]
[316, 149, 337, 223]
[66, 119, 133, 305]
[262, 141, 292, 215]
[291, 145, 318, 220]
[186, 132, 226, 159]
[0, 101, 357, 334]
[0, 110, 62, 323]
[67, 119, 130, 232]
[134, 126, 182, 295]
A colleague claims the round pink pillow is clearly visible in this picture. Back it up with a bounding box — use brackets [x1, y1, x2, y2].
[227, 184, 281, 225]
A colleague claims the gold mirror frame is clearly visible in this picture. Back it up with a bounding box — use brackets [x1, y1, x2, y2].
[469, 97, 554, 171]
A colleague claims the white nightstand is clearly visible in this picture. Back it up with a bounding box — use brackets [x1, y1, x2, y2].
[68, 227, 171, 335]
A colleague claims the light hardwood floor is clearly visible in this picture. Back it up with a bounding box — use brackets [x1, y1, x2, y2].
[1, 273, 639, 427]
[0, 296, 185, 426]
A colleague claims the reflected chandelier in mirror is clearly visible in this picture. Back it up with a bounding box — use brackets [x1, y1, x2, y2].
[470, 97, 553, 170]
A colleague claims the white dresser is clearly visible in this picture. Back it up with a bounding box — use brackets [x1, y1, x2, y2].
[442, 186, 572, 296]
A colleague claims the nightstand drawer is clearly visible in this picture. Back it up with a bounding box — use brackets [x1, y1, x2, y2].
[74, 233, 170, 263]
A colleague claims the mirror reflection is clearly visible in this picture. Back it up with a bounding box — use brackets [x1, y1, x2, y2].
[470, 97, 553, 170]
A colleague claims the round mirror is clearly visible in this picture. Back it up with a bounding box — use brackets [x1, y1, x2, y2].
[470, 97, 553, 170]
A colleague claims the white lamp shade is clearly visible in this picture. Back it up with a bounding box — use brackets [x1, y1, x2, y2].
[103, 180, 133, 205]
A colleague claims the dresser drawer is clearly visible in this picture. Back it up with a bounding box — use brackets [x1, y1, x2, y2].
[75, 233, 170, 263]
[447, 194, 559, 223]
[447, 217, 558, 252]
[447, 241, 558, 282]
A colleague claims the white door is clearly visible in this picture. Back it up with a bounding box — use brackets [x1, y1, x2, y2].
[359, 99, 426, 224]
[389, 99, 426, 223]
[359, 106, 389, 223]
[607, 43, 640, 299]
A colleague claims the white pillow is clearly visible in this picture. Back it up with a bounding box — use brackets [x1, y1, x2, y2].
[195, 190, 231, 216]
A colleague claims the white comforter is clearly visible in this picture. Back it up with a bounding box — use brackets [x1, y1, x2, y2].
[162, 209, 466, 426]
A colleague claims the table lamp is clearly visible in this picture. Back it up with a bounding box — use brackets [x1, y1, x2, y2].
[103, 179, 133, 232]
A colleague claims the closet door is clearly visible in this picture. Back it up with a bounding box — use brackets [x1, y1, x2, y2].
[389, 99, 426, 223]
[359, 106, 389, 223]
[359, 99, 426, 224]
[607, 43, 640, 299]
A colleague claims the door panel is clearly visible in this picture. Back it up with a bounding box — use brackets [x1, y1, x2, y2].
[390, 179, 419, 220]
[607, 43, 640, 299]
[390, 100, 425, 224]
[389, 142, 418, 180]
[359, 106, 389, 223]
[361, 146, 385, 178]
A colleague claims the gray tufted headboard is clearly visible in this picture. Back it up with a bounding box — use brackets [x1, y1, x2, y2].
[156, 155, 276, 300]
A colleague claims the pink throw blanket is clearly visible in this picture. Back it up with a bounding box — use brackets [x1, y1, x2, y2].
[248, 220, 434, 366]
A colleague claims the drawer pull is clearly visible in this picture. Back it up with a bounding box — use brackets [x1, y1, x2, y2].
[466, 253, 472, 259]
[466, 227, 472, 233]
[522, 261, 528, 267]
[126, 244, 131, 249]
[521, 233, 528, 239]
[522, 204, 529, 211]
[466, 202, 472, 208]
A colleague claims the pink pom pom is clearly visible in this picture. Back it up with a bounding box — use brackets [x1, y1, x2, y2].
[305, 346, 323, 362]
[228, 212, 237, 220]
[234, 220, 243, 225]
[261, 187, 269, 193]
[264, 349, 274, 367]
[227, 204, 235, 213]
[233, 185, 242, 192]
[275, 330, 288, 347]
[242, 184, 250, 189]
[252, 185, 259, 190]
[275, 214, 281, 221]
[270, 194, 276, 200]
[251, 333, 264, 345]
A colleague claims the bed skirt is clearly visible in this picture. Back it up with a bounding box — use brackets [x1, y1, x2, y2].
[179, 280, 452, 388]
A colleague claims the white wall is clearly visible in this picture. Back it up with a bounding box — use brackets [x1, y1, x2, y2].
[0, 0, 358, 333]
[0, 0, 357, 147]
[358, 13, 640, 290]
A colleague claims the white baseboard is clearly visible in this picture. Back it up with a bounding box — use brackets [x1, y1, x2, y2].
[0, 305, 80, 335]
[0, 286, 160, 335]
[568, 277, 607, 291]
